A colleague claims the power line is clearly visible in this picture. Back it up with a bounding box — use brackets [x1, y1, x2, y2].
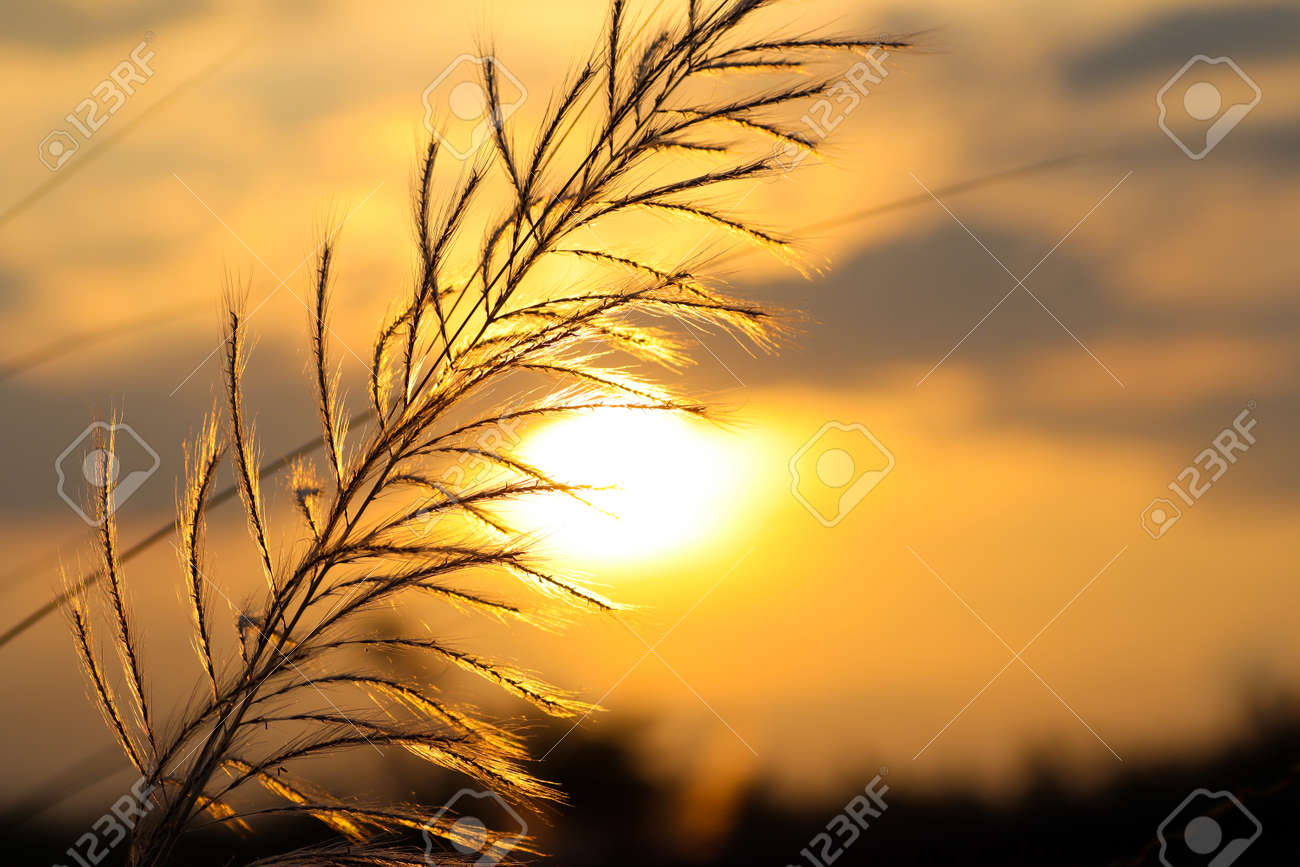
[0, 408, 377, 651]
[807, 152, 1087, 233]
[0, 44, 250, 232]
[0, 306, 198, 384]
[0, 151, 1094, 653]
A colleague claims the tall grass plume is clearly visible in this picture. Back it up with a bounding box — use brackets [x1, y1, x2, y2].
[67, 2, 908, 863]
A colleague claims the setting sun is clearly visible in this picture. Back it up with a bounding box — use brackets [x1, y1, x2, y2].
[511, 410, 749, 564]
[5, 0, 1298, 864]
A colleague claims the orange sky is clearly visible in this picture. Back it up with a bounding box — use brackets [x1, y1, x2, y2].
[1, 0, 1297, 831]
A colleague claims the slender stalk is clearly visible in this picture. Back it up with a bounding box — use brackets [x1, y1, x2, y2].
[65, 4, 912, 863]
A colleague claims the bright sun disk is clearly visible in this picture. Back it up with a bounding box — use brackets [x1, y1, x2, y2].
[510, 410, 746, 565]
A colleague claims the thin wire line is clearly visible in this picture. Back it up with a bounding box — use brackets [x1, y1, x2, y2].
[0, 43, 252, 232]
[0, 150, 1096, 650]
[0, 306, 200, 384]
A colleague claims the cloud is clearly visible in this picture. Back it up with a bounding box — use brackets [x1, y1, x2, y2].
[1, 0, 210, 49]
[1061, 4, 1300, 91]
[0, 263, 24, 307]
[737, 217, 1300, 477]
[747, 220, 1127, 376]
[0, 336, 317, 519]
[1238, 123, 1300, 166]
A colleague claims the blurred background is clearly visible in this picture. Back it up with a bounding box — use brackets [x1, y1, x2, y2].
[1, 0, 1297, 863]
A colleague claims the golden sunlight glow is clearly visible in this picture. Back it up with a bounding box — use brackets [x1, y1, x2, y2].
[512, 410, 748, 564]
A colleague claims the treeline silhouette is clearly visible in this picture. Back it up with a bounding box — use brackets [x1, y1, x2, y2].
[6, 692, 1297, 865]
[535, 696, 1299, 865]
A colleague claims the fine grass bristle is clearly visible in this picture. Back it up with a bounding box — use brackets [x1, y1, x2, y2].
[65, 3, 909, 864]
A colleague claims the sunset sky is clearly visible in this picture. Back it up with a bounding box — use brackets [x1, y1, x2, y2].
[1, 0, 1297, 843]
